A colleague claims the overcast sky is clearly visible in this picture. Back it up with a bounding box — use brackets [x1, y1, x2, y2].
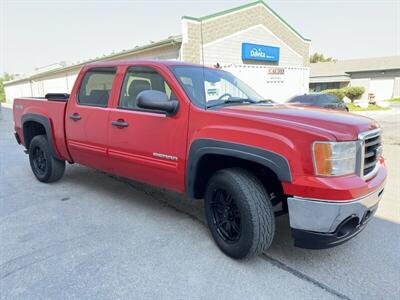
[0, 0, 399, 75]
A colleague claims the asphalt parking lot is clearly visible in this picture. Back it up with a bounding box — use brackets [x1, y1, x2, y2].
[0, 105, 399, 300]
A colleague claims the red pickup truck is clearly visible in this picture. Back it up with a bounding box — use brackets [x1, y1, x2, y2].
[13, 60, 386, 259]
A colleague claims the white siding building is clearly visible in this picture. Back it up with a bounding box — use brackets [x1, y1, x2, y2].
[310, 56, 400, 102]
[4, 1, 310, 103]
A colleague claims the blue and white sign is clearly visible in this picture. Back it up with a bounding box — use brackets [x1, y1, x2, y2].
[241, 43, 280, 62]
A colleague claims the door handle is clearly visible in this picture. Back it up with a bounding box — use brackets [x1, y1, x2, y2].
[69, 113, 81, 121]
[111, 119, 129, 128]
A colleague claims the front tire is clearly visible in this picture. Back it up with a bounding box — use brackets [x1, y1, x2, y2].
[204, 168, 275, 259]
[29, 135, 65, 183]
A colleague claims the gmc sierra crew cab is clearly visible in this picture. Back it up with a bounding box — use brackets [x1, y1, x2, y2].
[13, 60, 386, 259]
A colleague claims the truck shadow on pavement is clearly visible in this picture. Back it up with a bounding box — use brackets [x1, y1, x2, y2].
[66, 164, 398, 252]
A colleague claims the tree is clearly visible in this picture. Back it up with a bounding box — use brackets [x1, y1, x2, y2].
[343, 86, 365, 103]
[322, 89, 345, 100]
[310, 52, 335, 63]
[0, 73, 14, 102]
[322, 87, 366, 103]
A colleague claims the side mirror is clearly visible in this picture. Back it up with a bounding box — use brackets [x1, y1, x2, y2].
[137, 90, 179, 116]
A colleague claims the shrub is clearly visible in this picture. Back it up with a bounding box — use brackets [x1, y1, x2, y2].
[343, 86, 365, 102]
[347, 103, 390, 111]
[322, 89, 345, 100]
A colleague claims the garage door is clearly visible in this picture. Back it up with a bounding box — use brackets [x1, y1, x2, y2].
[369, 78, 394, 100]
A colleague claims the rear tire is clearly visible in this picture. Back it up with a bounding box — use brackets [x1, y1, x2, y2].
[204, 168, 275, 259]
[29, 135, 65, 183]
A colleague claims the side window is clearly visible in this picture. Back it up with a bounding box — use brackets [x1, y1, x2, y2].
[288, 96, 312, 104]
[318, 95, 337, 104]
[78, 68, 116, 107]
[118, 66, 175, 110]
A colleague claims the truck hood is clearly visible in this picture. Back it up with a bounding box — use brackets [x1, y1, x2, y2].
[220, 103, 379, 141]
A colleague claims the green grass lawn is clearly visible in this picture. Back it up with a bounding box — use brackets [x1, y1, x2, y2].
[384, 97, 400, 102]
[347, 103, 390, 111]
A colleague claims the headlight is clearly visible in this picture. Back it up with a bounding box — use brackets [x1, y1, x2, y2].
[312, 141, 357, 176]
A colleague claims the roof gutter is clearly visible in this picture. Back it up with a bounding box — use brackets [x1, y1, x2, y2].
[182, 0, 311, 42]
[4, 36, 182, 86]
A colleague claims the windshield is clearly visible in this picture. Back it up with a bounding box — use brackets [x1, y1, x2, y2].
[171, 66, 265, 108]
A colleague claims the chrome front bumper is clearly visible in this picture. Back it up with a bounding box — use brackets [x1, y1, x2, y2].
[288, 184, 385, 233]
[287, 185, 385, 249]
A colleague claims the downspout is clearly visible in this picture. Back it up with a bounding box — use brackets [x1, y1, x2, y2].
[65, 72, 70, 92]
[29, 80, 33, 97]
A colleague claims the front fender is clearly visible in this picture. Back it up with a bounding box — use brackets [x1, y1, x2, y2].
[185, 139, 292, 198]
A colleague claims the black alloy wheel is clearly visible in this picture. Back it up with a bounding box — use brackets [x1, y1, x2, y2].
[31, 146, 47, 176]
[28, 135, 66, 183]
[210, 189, 241, 243]
[204, 168, 275, 259]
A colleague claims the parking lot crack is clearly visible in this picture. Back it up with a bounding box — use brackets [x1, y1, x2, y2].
[261, 254, 352, 300]
[0, 232, 94, 281]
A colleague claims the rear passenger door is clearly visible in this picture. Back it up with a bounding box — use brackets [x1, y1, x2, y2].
[65, 67, 117, 171]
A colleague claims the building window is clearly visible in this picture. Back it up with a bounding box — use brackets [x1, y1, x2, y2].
[310, 82, 341, 92]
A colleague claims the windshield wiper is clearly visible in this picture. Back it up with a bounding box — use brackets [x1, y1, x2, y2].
[257, 99, 275, 104]
[207, 98, 257, 108]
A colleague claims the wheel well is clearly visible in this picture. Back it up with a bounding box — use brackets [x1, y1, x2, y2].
[23, 121, 46, 149]
[193, 154, 284, 205]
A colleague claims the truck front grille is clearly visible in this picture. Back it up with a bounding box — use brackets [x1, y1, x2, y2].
[360, 129, 382, 179]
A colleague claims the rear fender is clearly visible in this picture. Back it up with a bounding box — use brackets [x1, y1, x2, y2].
[21, 113, 60, 159]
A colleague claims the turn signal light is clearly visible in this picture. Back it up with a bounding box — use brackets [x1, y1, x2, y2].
[312, 141, 357, 176]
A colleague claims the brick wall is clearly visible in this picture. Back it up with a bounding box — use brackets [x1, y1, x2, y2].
[181, 4, 310, 66]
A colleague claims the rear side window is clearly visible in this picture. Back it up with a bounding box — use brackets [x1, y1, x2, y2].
[318, 94, 339, 104]
[118, 66, 176, 110]
[78, 68, 116, 107]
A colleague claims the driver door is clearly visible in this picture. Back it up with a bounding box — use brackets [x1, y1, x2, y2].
[107, 64, 189, 192]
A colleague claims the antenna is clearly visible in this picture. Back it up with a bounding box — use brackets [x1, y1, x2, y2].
[200, 19, 205, 67]
[200, 19, 207, 109]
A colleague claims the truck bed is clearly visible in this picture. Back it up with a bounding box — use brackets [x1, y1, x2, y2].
[13, 97, 71, 160]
